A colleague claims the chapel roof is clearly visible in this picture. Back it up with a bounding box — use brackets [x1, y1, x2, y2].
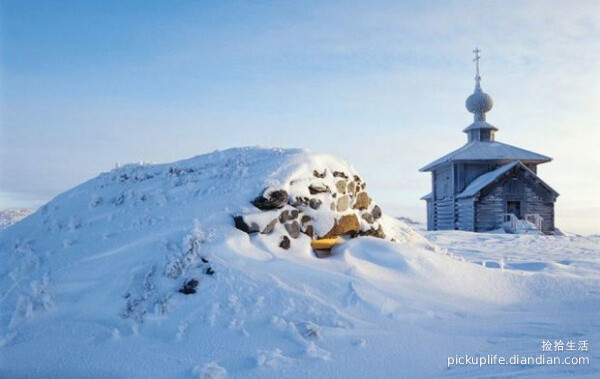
[419, 140, 551, 171]
[456, 161, 559, 199]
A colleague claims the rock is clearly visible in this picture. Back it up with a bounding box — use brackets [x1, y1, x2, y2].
[279, 209, 299, 223]
[353, 175, 361, 183]
[279, 236, 291, 249]
[309, 198, 322, 210]
[292, 196, 309, 207]
[353, 192, 371, 210]
[330, 202, 336, 210]
[204, 267, 215, 276]
[309, 183, 329, 195]
[233, 216, 260, 233]
[300, 215, 312, 224]
[359, 225, 385, 239]
[361, 182, 366, 190]
[347, 181, 356, 196]
[362, 212, 374, 224]
[179, 279, 199, 295]
[233, 215, 247, 231]
[336, 180, 347, 194]
[261, 218, 278, 234]
[324, 214, 360, 238]
[313, 169, 326, 178]
[371, 205, 382, 220]
[285, 221, 301, 239]
[336, 195, 349, 212]
[252, 190, 288, 210]
[333, 171, 348, 179]
[303, 225, 314, 238]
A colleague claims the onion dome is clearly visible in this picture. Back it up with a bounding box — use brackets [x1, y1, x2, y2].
[466, 83, 493, 115]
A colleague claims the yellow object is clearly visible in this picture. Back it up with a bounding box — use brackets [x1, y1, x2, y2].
[310, 236, 344, 250]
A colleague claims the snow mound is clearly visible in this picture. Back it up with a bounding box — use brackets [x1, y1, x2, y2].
[1, 147, 598, 378]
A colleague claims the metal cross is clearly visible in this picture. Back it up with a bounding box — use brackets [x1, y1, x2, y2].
[472, 47, 481, 79]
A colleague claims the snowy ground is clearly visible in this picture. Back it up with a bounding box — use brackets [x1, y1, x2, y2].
[425, 230, 600, 278]
[0, 148, 598, 378]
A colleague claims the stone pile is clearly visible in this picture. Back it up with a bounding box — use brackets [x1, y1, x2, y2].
[234, 168, 386, 250]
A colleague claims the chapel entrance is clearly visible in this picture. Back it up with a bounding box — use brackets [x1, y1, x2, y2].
[507, 201, 522, 219]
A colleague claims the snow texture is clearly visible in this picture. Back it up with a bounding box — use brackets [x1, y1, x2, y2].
[0, 147, 598, 378]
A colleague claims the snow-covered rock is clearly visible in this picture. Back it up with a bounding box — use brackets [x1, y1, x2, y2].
[234, 162, 388, 250]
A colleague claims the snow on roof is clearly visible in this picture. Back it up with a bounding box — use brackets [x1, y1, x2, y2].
[457, 161, 559, 199]
[420, 141, 552, 171]
[420, 192, 432, 200]
[457, 161, 520, 198]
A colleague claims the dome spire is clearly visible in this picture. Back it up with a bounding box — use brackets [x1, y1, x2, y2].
[473, 47, 481, 90]
[463, 48, 498, 142]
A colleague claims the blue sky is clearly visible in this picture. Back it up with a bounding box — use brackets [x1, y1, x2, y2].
[1, 0, 599, 233]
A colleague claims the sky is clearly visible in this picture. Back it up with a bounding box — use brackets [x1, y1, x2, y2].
[1, 0, 599, 234]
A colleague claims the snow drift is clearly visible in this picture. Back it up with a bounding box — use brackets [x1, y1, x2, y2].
[0, 147, 598, 378]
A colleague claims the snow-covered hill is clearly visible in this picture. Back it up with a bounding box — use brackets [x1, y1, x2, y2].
[1, 147, 598, 378]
